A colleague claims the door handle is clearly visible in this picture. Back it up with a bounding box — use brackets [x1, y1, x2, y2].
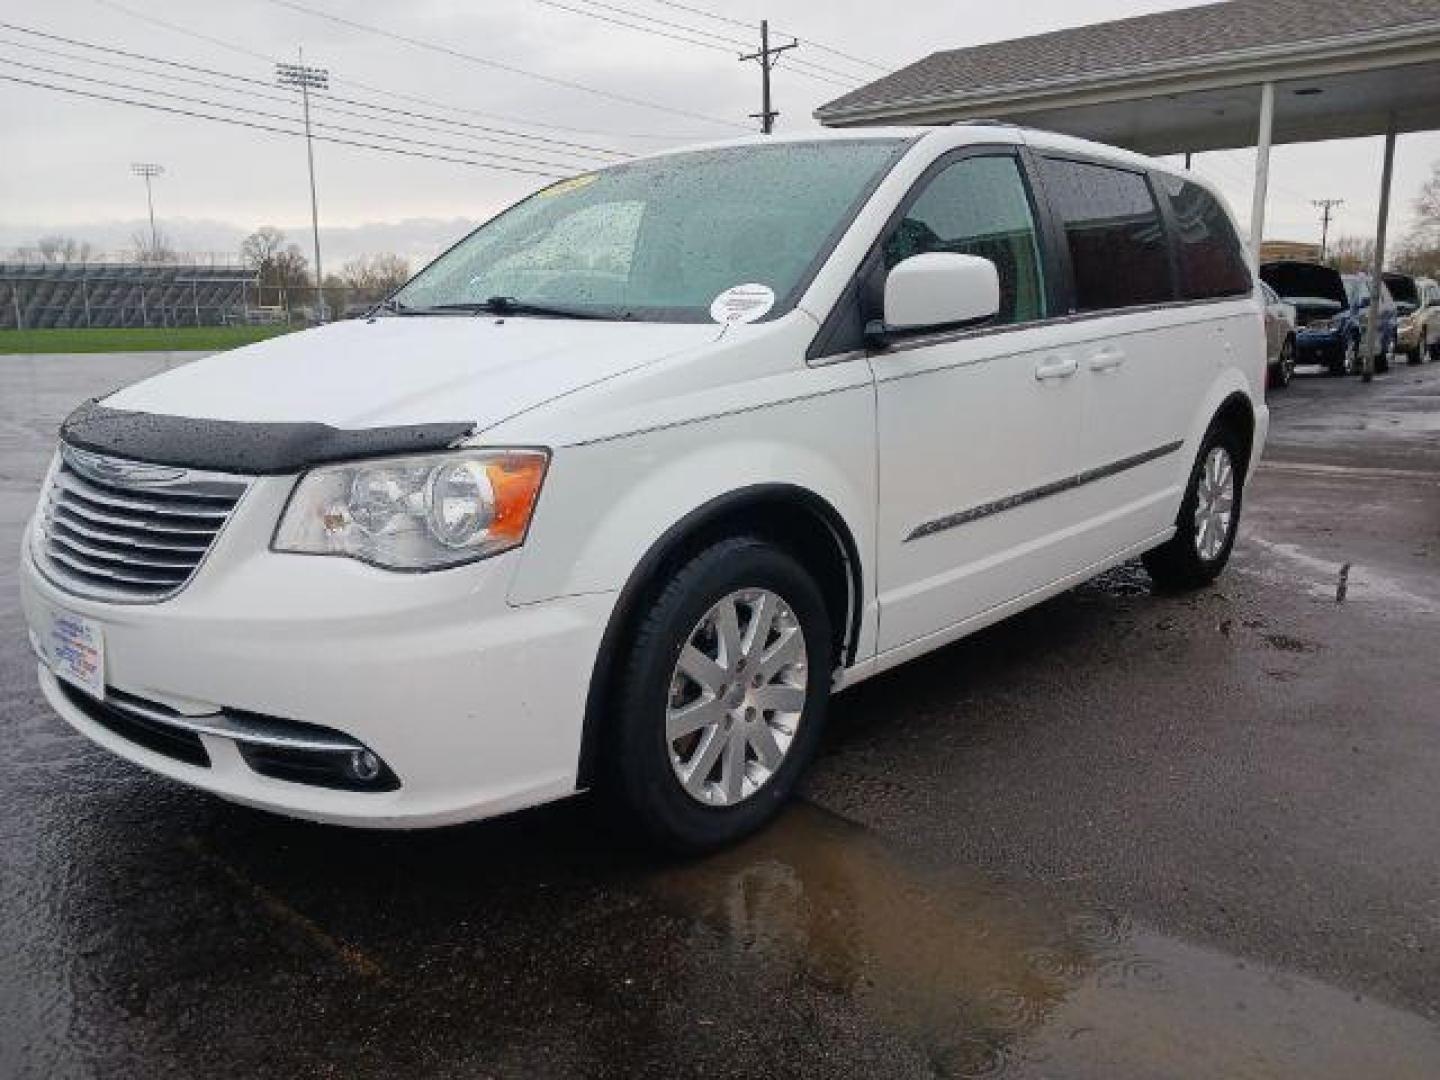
[1088, 346, 1126, 372]
[1034, 353, 1078, 381]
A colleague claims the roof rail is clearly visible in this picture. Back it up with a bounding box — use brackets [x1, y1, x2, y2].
[945, 118, 1016, 127]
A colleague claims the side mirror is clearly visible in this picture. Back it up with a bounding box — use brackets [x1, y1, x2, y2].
[869, 253, 1000, 342]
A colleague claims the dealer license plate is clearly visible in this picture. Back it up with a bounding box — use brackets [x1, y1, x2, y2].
[40, 608, 105, 700]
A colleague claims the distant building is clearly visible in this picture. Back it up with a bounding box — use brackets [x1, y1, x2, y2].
[1260, 241, 1322, 264]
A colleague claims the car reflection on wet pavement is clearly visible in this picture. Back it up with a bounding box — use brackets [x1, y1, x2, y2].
[3, 353, 1439, 1078]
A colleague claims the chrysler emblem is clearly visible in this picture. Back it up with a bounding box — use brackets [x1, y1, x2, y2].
[62, 446, 188, 486]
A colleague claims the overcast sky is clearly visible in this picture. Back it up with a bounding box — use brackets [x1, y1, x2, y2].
[3, 0, 1438, 265]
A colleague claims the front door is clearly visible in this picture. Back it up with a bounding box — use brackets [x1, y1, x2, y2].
[871, 151, 1088, 653]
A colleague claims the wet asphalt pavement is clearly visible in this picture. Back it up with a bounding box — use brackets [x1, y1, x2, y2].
[2, 354, 1438, 1078]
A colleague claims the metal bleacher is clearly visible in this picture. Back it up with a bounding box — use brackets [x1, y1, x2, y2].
[0, 262, 259, 329]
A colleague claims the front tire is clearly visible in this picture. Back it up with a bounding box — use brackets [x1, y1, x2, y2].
[608, 536, 832, 852]
[1143, 427, 1244, 591]
[1340, 334, 1361, 376]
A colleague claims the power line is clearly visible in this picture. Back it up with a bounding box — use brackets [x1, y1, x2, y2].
[87, 0, 689, 142]
[91, 0, 271, 62]
[0, 23, 627, 160]
[0, 38, 619, 163]
[641, 0, 894, 71]
[533, 0, 863, 87]
[0, 72, 565, 177]
[0, 55, 604, 172]
[259, 0, 750, 129]
[0, 37, 620, 162]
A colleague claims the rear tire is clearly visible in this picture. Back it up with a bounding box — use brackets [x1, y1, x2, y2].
[607, 536, 832, 853]
[1271, 338, 1295, 389]
[1143, 425, 1244, 591]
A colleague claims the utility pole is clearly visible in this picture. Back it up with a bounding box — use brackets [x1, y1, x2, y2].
[1312, 198, 1343, 261]
[130, 163, 164, 257]
[277, 50, 329, 321]
[739, 20, 797, 134]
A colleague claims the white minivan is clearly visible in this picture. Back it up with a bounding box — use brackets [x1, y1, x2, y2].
[21, 126, 1266, 850]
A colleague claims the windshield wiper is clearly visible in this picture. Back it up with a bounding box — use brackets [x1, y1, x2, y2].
[433, 296, 608, 320]
[368, 297, 423, 317]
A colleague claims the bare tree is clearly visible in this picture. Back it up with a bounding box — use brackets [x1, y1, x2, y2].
[341, 252, 411, 295]
[1324, 236, 1375, 274]
[131, 227, 176, 264]
[241, 227, 311, 305]
[1393, 235, 1440, 279]
[34, 235, 95, 263]
[1414, 160, 1440, 245]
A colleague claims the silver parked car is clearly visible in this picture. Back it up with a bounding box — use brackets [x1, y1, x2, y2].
[1261, 281, 1298, 388]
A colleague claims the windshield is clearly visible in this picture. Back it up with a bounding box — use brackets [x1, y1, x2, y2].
[392, 140, 909, 322]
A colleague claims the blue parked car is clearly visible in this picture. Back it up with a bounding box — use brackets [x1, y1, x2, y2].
[1260, 261, 1397, 376]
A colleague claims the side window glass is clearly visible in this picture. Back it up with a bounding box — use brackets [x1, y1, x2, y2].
[1159, 177, 1251, 299]
[1037, 158, 1173, 312]
[882, 155, 1047, 324]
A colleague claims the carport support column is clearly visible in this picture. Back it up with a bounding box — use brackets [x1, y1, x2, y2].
[1249, 81, 1274, 267]
[1363, 115, 1397, 384]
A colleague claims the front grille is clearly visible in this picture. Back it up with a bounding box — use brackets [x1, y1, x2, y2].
[35, 446, 249, 603]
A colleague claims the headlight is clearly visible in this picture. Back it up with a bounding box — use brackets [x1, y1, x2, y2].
[273, 449, 548, 570]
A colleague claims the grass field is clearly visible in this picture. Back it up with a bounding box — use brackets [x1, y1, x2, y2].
[0, 325, 293, 354]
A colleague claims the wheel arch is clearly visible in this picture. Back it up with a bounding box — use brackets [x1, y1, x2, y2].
[575, 483, 862, 788]
[1210, 390, 1256, 473]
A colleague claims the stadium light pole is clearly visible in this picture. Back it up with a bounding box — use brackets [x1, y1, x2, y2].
[130, 163, 164, 257]
[276, 51, 329, 321]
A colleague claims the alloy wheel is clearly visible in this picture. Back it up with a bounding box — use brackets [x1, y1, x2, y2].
[665, 588, 809, 807]
[1193, 445, 1235, 562]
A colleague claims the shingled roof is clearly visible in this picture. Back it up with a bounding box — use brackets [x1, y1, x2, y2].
[815, 0, 1440, 123]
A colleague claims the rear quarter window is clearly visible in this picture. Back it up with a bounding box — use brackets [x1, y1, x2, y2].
[1158, 177, 1251, 300]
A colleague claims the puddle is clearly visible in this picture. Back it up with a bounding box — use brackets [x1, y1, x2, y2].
[1243, 535, 1440, 615]
[646, 804, 1440, 1078]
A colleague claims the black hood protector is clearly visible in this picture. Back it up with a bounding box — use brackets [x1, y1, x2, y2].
[59, 401, 475, 475]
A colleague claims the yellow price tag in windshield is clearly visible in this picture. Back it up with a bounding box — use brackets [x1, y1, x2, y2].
[541, 174, 598, 198]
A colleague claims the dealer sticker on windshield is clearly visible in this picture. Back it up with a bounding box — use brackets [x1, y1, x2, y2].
[710, 283, 775, 325]
[41, 607, 105, 700]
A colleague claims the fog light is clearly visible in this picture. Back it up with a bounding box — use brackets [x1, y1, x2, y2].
[349, 749, 382, 781]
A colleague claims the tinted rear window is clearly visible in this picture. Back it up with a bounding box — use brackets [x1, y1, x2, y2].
[1159, 177, 1251, 299]
[1038, 157, 1173, 312]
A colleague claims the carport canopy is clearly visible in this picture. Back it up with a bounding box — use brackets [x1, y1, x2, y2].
[816, 0, 1440, 378]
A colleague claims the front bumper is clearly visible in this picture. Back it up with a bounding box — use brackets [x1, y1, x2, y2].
[20, 474, 615, 827]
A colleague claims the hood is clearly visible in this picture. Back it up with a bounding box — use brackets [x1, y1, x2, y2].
[1260, 262, 1346, 307]
[101, 316, 723, 431]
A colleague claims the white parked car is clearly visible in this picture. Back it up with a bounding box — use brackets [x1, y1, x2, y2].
[20, 127, 1267, 851]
